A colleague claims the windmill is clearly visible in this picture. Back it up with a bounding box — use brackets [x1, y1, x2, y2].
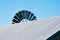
[12, 10, 37, 24]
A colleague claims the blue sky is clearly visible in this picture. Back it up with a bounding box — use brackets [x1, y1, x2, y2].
[0, 0, 60, 26]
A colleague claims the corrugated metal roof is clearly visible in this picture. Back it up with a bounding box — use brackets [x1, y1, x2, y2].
[0, 16, 60, 40]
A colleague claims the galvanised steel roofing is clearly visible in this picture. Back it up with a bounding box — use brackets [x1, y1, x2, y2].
[0, 16, 60, 40]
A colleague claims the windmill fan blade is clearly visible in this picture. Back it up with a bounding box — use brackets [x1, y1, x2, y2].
[12, 10, 37, 24]
[14, 15, 20, 22]
[21, 11, 24, 19]
[16, 13, 20, 20]
[26, 12, 30, 19]
[19, 11, 22, 16]
[31, 16, 36, 21]
[12, 19, 19, 23]
[24, 10, 28, 19]
[29, 14, 34, 21]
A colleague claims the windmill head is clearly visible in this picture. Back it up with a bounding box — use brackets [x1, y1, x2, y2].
[12, 10, 37, 24]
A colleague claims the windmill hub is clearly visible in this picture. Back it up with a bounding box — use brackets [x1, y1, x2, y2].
[21, 19, 29, 22]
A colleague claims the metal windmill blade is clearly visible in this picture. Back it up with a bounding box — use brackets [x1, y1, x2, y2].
[12, 10, 37, 24]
